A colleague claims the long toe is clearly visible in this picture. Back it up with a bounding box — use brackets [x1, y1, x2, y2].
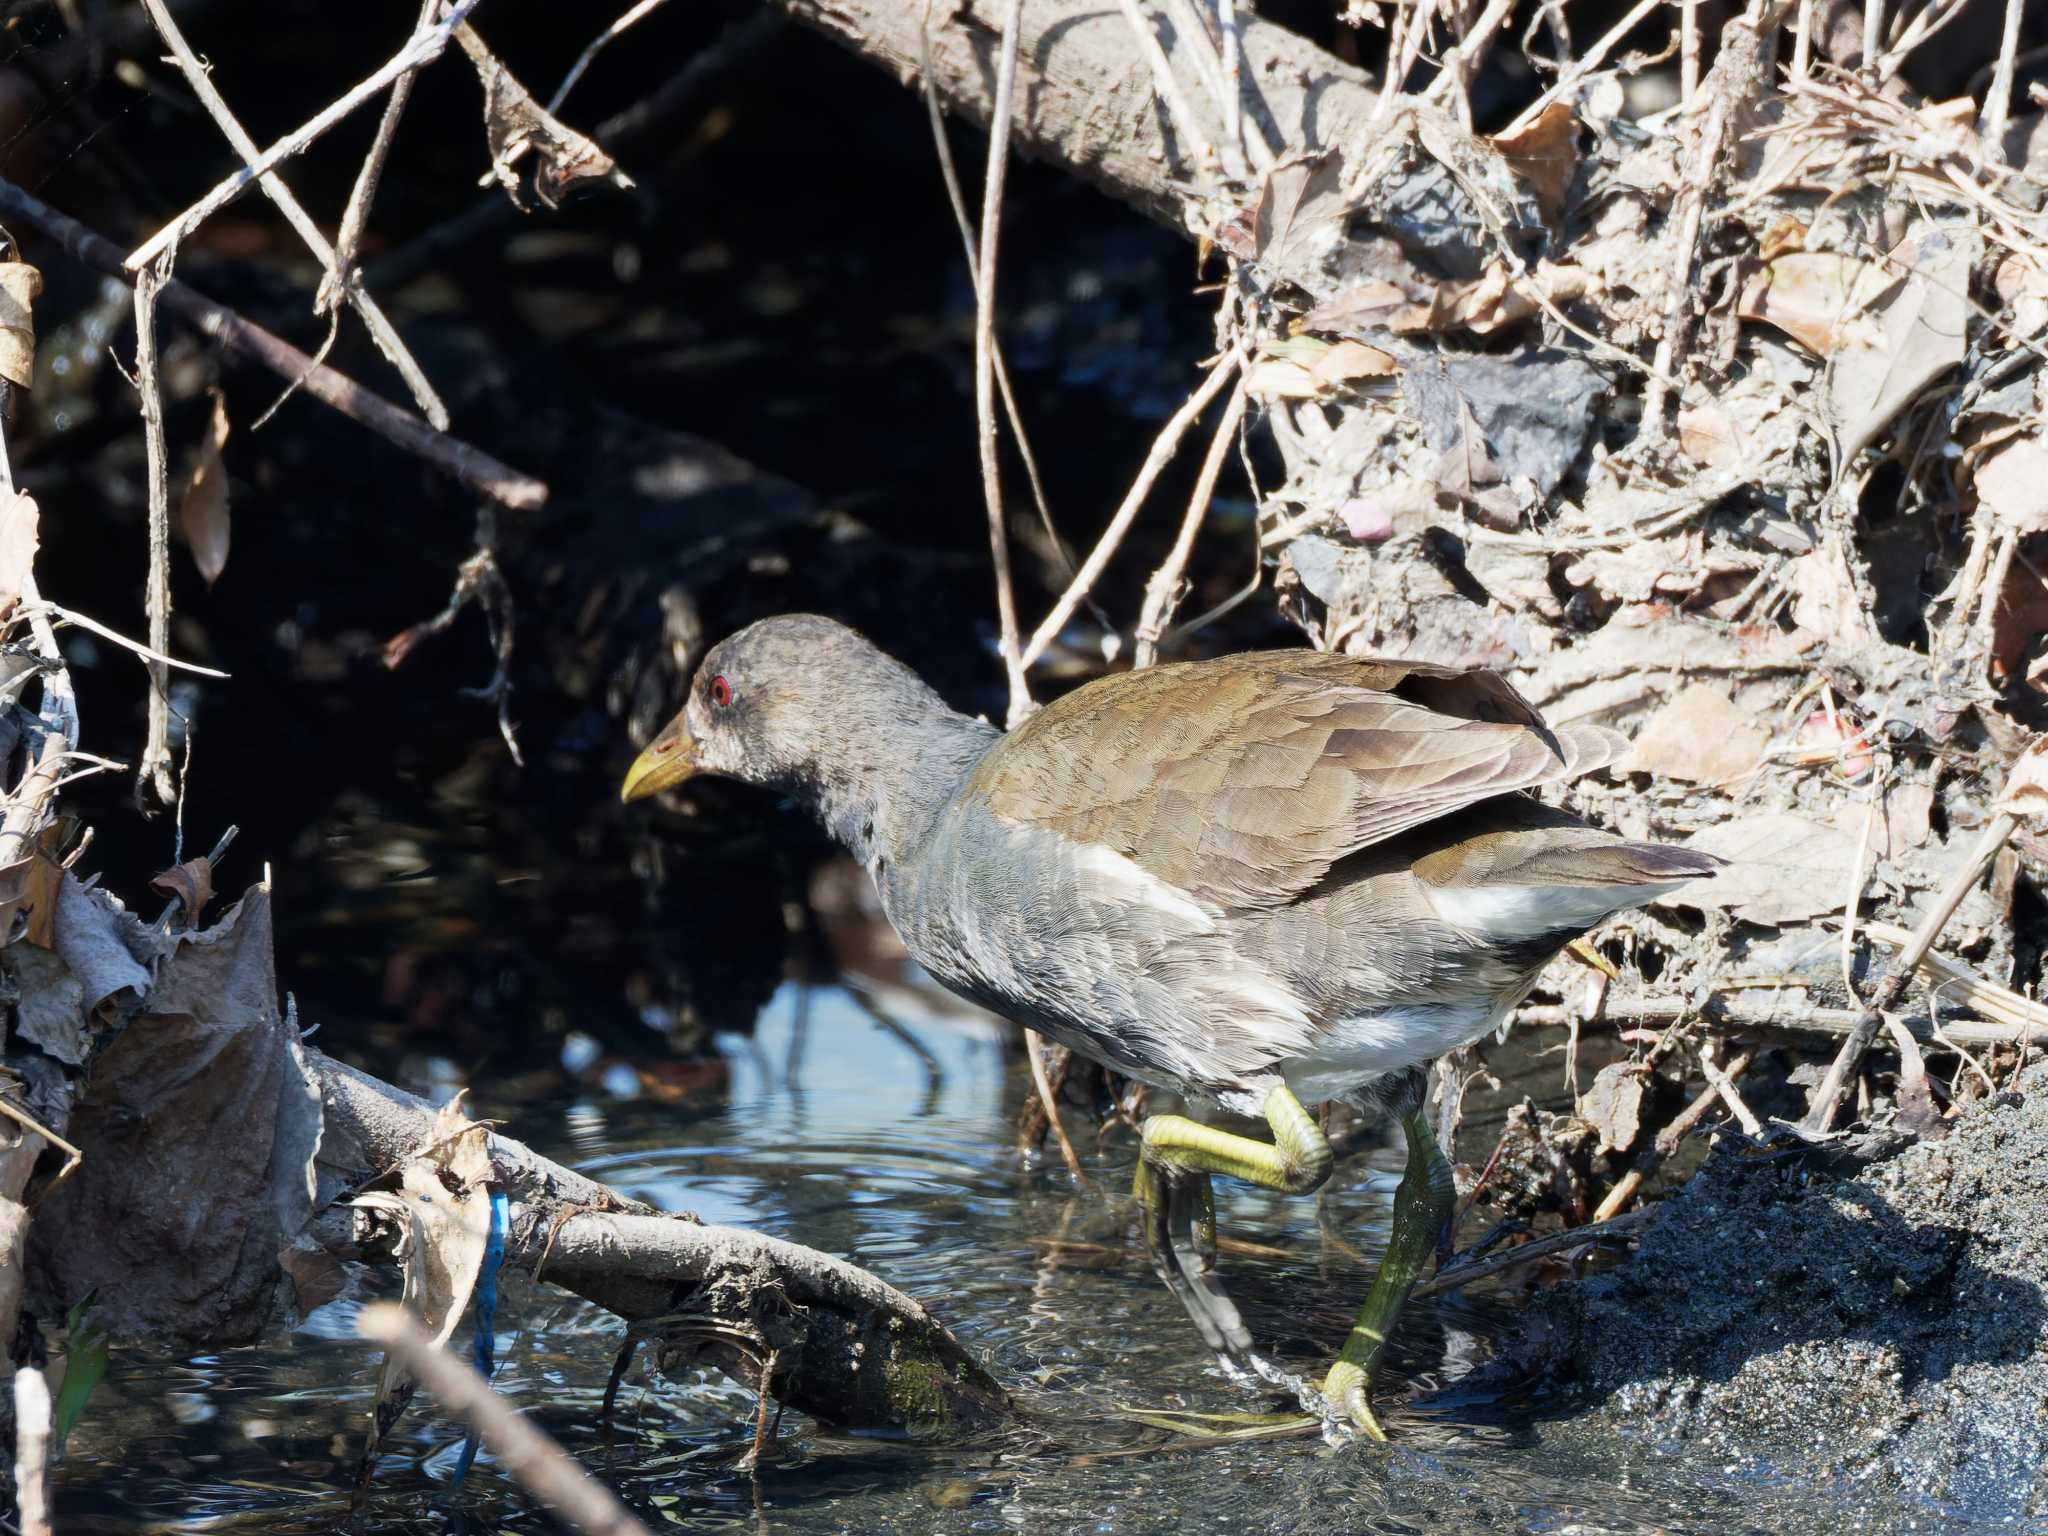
[1321, 1360, 1388, 1443]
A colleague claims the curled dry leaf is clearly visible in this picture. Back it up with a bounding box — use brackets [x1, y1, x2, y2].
[1738, 252, 1892, 356]
[1994, 737, 2048, 823]
[1245, 336, 1398, 400]
[179, 391, 231, 587]
[456, 23, 633, 212]
[0, 257, 42, 389]
[1485, 102, 1579, 223]
[150, 856, 216, 926]
[1968, 430, 2048, 535]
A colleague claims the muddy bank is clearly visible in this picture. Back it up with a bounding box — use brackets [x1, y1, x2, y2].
[1516, 1067, 2048, 1523]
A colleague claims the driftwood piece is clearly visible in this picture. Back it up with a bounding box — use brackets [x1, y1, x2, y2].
[309, 1049, 1010, 1437]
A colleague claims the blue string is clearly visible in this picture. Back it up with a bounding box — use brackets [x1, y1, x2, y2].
[452, 1189, 509, 1488]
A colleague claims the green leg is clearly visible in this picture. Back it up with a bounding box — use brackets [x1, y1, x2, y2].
[1321, 1106, 1457, 1440]
[1136, 1087, 1334, 1375]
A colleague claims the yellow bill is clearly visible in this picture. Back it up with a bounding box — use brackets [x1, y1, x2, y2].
[619, 717, 699, 803]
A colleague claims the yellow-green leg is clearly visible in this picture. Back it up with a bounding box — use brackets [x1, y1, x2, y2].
[1321, 1106, 1457, 1440]
[1135, 1086, 1334, 1376]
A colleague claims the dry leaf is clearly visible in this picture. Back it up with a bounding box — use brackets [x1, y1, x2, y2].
[1787, 540, 1876, 648]
[1581, 1061, 1645, 1155]
[1969, 430, 2048, 535]
[1677, 400, 1750, 470]
[1658, 812, 1861, 927]
[150, 856, 216, 927]
[457, 23, 632, 211]
[1737, 251, 1892, 356]
[1832, 781, 1933, 861]
[0, 258, 43, 389]
[1622, 683, 1770, 784]
[1247, 336, 1398, 400]
[1826, 224, 1975, 463]
[0, 488, 39, 621]
[1311, 339, 1399, 387]
[1758, 217, 1807, 260]
[1485, 102, 1578, 222]
[179, 391, 231, 587]
[1996, 737, 2048, 822]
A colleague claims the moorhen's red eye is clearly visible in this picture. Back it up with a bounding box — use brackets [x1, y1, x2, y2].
[710, 675, 733, 707]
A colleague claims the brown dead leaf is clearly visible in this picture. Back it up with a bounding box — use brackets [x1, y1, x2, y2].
[0, 258, 42, 389]
[1758, 217, 1807, 260]
[1969, 430, 2048, 535]
[456, 22, 632, 212]
[179, 391, 231, 587]
[1788, 540, 1876, 648]
[1658, 812, 1862, 927]
[150, 856, 216, 927]
[1737, 251, 1892, 356]
[19, 850, 60, 950]
[1677, 400, 1751, 470]
[0, 488, 39, 621]
[1623, 683, 1770, 784]
[1996, 737, 2048, 822]
[1826, 224, 1975, 463]
[1247, 336, 1398, 400]
[1298, 276, 1437, 336]
[1832, 781, 1933, 861]
[1485, 102, 1578, 222]
[1580, 1061, 1645, 1155]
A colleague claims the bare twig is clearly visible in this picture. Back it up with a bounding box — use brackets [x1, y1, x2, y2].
[132, 255, 177, 811]
[126, 0, 485, 276]
[1978, 0, 2025, 159]
[1133, 372, 1248, 668]
[916, 5, 1092, 628]
[1593, 1048, 1757, 1221]
[549, 0, 672, 115]
[976, 0, 1032, 726]
[321, 0, 442, 319]
[1115, 0, 1222, 179]
[0, 177, 547, 509]
[1020, 352, 1241, 671]
[1803, 808, 2023, 1132]
[357, 1304, 652, 1536]
[1500, 0, 1664, 134]
[1024, 1029, 1091, 1187]
[1699, 1039, 1764, 1136]
[133, 0, 453, 428]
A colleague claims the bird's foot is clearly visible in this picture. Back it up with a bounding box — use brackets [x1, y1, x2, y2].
[1318, 1359, 1388, 1443]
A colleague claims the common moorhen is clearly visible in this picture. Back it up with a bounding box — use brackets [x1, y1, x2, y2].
[621, 614, 1718, 1435]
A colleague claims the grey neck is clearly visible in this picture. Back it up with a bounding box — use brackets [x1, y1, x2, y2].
[806, 706, 999, 874]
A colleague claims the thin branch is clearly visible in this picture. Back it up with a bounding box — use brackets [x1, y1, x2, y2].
[125, 0, 485, 276]
[35, 603, 230, 679]
[357, 1305, 653, 1536]
[975, 0, 1032, 726]
[132, 255, 176, 811]
[915, 4, 1095, 628]
[1802, 808, 2023, 1132]
[1024, 1029, 1091, 1187]
[548, 0, 672, 115]
[1020, 352, 1241, 671]
[1978, 0, 2025, 159]
[320, 0, 441, 317]
[134, 0, 452, 429]
[1411, 1210, 1652, 1300]
[0, 176, 547, 510]
[1115, 0, 1220, 179]
[1499, 0, 1664, 135]
[1133, 372, 1248, 668]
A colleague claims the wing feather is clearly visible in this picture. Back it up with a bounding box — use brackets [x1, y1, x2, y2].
[968, 651, 1621, 911]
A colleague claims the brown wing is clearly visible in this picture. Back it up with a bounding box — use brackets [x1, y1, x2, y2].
[966, 650, 1622, 912]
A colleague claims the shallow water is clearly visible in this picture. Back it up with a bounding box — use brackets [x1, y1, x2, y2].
[49, 914, 1979, 1536]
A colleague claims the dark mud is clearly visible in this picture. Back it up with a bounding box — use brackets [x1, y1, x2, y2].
[1518, 1068, 2048, 1525]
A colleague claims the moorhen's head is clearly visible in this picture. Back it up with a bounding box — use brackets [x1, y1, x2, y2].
[619, 614, 976, 816]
